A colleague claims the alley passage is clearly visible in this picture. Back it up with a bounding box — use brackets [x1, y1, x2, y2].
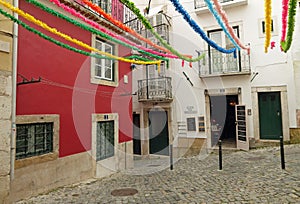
[18, 145, 300, 204]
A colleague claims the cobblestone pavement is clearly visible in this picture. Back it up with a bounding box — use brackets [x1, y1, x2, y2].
[18, 145, 300, 204]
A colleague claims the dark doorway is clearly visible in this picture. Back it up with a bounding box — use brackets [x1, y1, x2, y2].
[148, 110, 169, 155]
[210, 95, 238, 147]
[133, 114, 141, 155]
[258, 92, 283, 140]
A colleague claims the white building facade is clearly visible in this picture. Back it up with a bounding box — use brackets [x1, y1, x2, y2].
[130, 0, 300, 157]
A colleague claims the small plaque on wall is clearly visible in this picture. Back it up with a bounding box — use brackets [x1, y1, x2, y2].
[187, 117, 196, 131]
[198, 116, 205, 132]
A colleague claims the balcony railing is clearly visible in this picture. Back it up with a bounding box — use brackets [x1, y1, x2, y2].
[198, 50, 251, 77]
[138, 77, 172, 102]
[195, 0, 248, 12]
[139, 23, 169, 50]
[91, 0, 124, 22]
[123, 6, 144, 32]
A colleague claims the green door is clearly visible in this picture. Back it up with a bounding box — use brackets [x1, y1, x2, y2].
[258, 92, 283, 140]
[149, 110, 169, 155]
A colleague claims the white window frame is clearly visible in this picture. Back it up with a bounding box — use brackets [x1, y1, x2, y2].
[95, 39, 113, 81]
[91, 36, 118, 87]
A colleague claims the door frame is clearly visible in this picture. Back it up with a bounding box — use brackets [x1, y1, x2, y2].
[148, 110, 169, 155]
[252, 86, 290, 141]
[133, 113, 141, 155]
[141, 105, 173, 156]
[205, 87, 242, 148]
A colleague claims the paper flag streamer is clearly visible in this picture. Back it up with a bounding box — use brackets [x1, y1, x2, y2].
[119, 0, 206, 62]
[281, 0, 297, 52]
[169, 0, 236, 55]
[264, 0, 272, 53]
[211, 0, 250, 54]
[26, 0, 170, 62]
[0, 0, 161, 66]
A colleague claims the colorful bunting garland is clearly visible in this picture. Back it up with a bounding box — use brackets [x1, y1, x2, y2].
[0, 8, 113, 60]
[45, 0, 177, 58]
[281, 0, 297, 52]
[281, 0, 289, 44]
[119, 0, 206, 62]
[204, 0, 240, 50]
[264, 0, 272, 53]
[26, 0, 170, 63]
[0, 0, 161, 67]
[169, 0, 236, 55]
[81, 0, 171, 54]
[212, 0, 250, 54]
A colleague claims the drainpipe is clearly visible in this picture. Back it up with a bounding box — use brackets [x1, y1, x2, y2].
[10, 0, 19, 181]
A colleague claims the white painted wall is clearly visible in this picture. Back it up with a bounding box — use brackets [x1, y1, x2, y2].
[292, 4, 300, 110]
[131, 0, 299, 143]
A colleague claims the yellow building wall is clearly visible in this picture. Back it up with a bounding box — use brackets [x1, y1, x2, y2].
[0, 1, 13, 203]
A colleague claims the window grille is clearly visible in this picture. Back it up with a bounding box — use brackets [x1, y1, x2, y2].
[16, 123, 53, 160]
[96, 121, 115, 161]
[93, 0, 112, 14]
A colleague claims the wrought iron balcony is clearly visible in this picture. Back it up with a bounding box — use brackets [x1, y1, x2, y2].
[195, 0, 248, 13]
[198, 50, 251, 77]
[138, 77, 173, 102]
[91, 0, 124, 21]
[139, 23, 169, 50]
[123, 6, 144, 33]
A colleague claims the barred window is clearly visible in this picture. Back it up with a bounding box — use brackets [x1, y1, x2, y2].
[96, 121, 114, 161]
[16, 123, 53, 160]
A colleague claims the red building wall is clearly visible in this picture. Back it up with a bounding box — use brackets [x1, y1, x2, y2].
[16, 0, 133, 157]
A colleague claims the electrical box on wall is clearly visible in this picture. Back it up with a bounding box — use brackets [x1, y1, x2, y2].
[124, 75, 128, 84]
[0, 40, 10, 53]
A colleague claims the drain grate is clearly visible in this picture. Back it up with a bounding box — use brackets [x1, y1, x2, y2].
[246, 156, 266, 161]
[111, 188, 138, 197]
[147, 164, 161, 167]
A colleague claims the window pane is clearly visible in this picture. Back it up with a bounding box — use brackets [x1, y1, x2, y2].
[27, 126, 35, 155]
[16, 125, 28, 159]
[105, 44, 112, 53]
[226, 28, 239, 72]
[105, 67, 112, 79]
[209, 32, 223, 73]
[95, 40, 102, 50]
[156, 14, 163, 25]
[95, 58, 102, 66]
[148, 65, 156, 79]
[105, 59, 112, 67]
[105, 122, 114, 157]
[95, 65, 102, 77]
[35, 124, 45, 153]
